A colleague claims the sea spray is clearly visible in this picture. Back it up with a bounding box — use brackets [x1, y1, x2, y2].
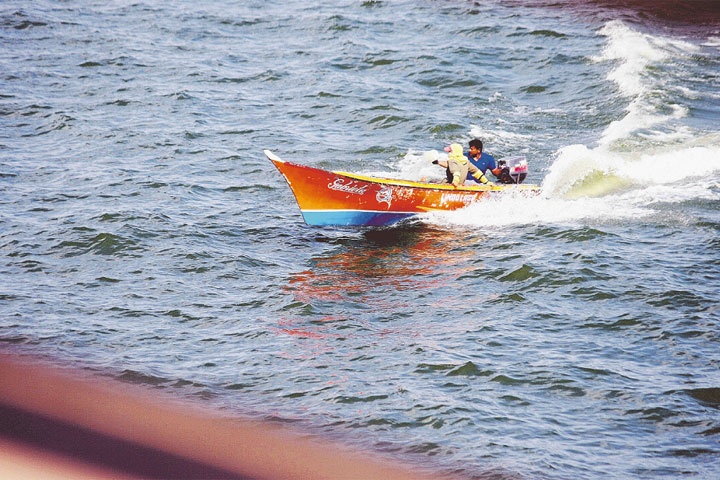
[541, 20, 717, 201]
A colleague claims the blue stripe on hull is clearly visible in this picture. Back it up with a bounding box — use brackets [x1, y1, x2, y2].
[301, 210, 416, 227]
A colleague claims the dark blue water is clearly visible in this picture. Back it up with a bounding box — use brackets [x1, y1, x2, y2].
[2, 1, 719, 478]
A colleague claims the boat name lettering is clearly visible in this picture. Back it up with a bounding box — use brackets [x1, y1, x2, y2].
[441, 193, 474, 204]
[328, 178, 369, 195]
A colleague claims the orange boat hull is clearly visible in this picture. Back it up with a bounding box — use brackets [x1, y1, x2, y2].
[265, 150, 540, 226]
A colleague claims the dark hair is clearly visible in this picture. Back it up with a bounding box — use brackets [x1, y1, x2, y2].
[469, 139, 483, 152]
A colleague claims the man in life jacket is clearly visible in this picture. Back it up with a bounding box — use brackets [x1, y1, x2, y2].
[439, 143, 494, 188]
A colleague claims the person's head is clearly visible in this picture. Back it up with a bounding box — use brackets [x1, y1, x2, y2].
[468, 139, 483, 157]
[444, 143, 465, 162]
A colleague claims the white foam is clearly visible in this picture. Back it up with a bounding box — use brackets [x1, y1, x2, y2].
[591, 21, 701, 149]
[421, 190, 651, 229]
[540, 22, 719, 196]
[593, 21, 698, 98]
[540, 144, 616, 197]
[703, 36, 720, 48]
[488, 92, 505, 103]
[542, 141, 720, 194]
[630, 145, 720, 184]
[599, 100, 690, 147]
[383, 149, 447, 182]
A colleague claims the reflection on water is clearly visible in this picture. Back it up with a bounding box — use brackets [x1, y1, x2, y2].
[285, 224, 482, 305]
[271, 224, 485, 357]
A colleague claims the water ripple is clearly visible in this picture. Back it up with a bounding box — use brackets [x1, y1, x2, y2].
[2, 2, 719, 479]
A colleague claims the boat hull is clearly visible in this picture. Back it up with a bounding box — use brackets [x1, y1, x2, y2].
[265, 150, 540, 226]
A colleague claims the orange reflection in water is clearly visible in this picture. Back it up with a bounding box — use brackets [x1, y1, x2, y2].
[284, 225, 483, 310]
[271, 225, 488, 360]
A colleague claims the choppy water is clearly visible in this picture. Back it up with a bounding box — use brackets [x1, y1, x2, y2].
[2, 1, 720, 478]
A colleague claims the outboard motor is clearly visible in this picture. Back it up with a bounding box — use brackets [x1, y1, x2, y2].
[497, 157, 528, 184]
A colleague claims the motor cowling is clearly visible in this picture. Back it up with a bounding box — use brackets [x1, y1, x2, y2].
[497, 157, 528, 184]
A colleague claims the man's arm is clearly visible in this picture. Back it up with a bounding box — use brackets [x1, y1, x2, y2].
[468, 164, 493, 185]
